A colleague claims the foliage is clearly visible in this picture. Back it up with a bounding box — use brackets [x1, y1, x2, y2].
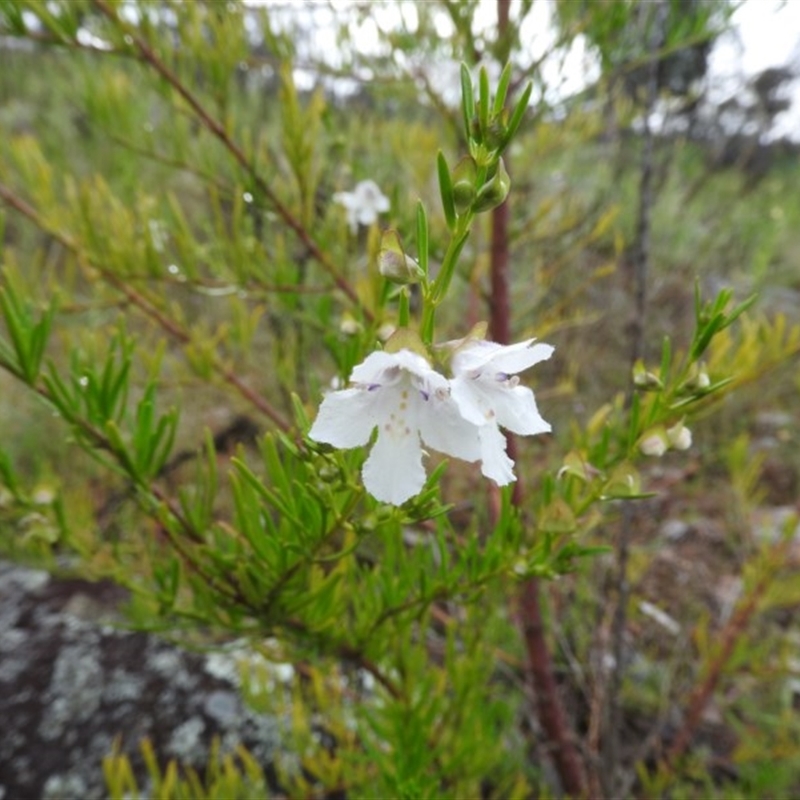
[1, 1, 799, 797]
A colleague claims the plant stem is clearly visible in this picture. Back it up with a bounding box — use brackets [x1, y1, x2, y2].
[91, 0, 370, 323]
[0, 182, 291, 431]
[486, 4, 587, 786]
[493, 194, 586, 796]
[421, 217, 472, 344]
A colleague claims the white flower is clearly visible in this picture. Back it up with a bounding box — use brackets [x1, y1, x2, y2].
[308, 349, 480, 505]
[449, 338, 553, 485]
[639, 431, 668, 457]
[667, 422, 692, 451]
[333, 179, 390, 233]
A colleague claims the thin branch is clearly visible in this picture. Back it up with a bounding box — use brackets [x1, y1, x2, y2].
[489, 2, 587, 794]
[0, 182, 291, 431]
[91, 0, 371, 322]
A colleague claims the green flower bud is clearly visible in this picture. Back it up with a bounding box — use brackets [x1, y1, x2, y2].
[472, 158, 511, 213]
[451, 156, 478, 214]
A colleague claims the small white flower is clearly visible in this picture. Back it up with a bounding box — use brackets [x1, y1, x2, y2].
[333, 179, 390, 233]
[308, 349, 480, 505]
[338, 314, 362, 336]
[667, 422, 692, 451]
[639, 431, 668, 457]
[449, 338, 553, 485]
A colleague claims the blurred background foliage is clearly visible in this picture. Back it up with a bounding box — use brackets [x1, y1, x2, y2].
[1, 0, 799, 797]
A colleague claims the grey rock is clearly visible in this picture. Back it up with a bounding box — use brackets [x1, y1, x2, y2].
[0, 561, 282, 800]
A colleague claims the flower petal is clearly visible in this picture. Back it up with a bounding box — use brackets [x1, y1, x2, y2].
[486, 384, 551, 436]
[450, 376, 493, 427]
[350, 348, 433, 386]
[362, 427, 427, 505]
[418, 392, 481, 462]
[491, 341, 554, 376]
[308, 387, 382, 448]
[478, 425, 516, 485]
[453, 339, 553, 377]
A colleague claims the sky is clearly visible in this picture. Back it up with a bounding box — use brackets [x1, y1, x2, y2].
[260, 0, 800, 140]
[709, 0, 800, 140]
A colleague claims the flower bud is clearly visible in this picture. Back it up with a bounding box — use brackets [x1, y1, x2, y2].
[378, 230, 423, 285]
[472, 158, 511, 213]
[639, 429, 668, 457]
[666, 422, 692, 451]
[339, 314, 362, 336]
[451, 156, 477, 214]
[633, 359, 663, 391]
[678, 363, 710, 394]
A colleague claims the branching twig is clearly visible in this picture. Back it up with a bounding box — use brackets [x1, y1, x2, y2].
[0, 182, 291, 431]
[90, 0, 371, 322]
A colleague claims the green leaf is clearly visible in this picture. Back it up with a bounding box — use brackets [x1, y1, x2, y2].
[436, 151, 456, 231]
[501, 82, 532, 150]
[415, 201, 429, 279]
[478, 65, 490, 138]
[493, 63, 512, 118]
[0, 286, 55, 384]
[459, 63, 474, 141]
[724, 292, 758, 328]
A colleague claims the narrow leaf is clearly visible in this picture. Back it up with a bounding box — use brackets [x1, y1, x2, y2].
[493, 62, 512, 117]
[416, 200, 429, 278]
[478, 66, 490, 137]
[459, 63, 474, 140]
[502, 81, 533, 149]
[436, 151, 456, 231]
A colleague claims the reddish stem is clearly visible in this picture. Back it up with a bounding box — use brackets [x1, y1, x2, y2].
[489, 153, 586, 797]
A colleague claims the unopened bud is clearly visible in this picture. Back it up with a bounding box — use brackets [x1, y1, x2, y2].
[451, 156, 477, 214]
[678, 363, 710, 394]
[666, 422, 692, 451]
[639, 430, 668, 457]
[633, 359, 663, 391]
[378, 230, 423, 284]
[339, 314, 362, 336]
[472, 158, 511, 213]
